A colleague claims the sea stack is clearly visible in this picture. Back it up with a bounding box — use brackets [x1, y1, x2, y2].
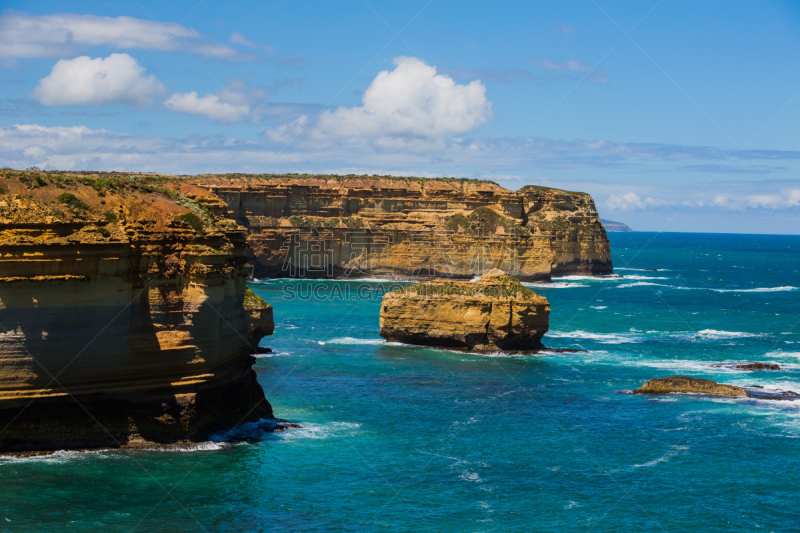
[0, 171, 276, 453]
[379, 270, 550, 353]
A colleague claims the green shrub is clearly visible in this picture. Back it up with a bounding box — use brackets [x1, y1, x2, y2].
[244, 287, 268, 309]
[0, 186, 5, 195]
[445, 214, 469, 232]
[104, 210, 117, 223]
[57, 193, 89, 212]
[177, 212, 204, 232]
[96, 227, 110, 238]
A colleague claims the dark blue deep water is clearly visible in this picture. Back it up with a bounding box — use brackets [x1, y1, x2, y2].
[3, 232, 800, 532]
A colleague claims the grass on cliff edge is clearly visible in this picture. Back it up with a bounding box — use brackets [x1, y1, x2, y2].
[400, 276, 536, 299]
[0, 169, 589, 196]
[244, 287, 270, 309]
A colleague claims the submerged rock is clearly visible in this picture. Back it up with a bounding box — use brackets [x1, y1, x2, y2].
[735, 362, 781, 371]
[379, 271, 550, 353]
[633, 376, 747, 397]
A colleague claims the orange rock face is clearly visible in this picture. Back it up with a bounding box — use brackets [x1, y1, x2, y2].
[379, 272, 550, 353]
[0, 171, 275, 452]
[190, 175, 612, 281]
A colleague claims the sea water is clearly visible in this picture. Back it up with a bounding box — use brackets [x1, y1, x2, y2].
[2, 232, 800, 532]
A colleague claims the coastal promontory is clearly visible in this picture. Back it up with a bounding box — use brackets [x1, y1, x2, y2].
[379, 271, 550, 353]
[190, 175, 613, 281]
[0, 171, 277, 452]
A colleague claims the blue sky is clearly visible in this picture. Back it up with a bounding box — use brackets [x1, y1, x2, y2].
[1, 0, 799, 233]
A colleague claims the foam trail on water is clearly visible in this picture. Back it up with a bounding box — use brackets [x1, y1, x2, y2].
[326, 337, 386, 345]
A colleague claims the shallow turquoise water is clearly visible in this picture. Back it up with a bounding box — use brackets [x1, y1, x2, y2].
[3, 232, 800, 532]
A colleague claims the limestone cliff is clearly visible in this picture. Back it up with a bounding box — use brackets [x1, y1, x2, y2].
[0, 171, 277, 452]
[379, 272, 550, 353]
[189, 175, 612, 281]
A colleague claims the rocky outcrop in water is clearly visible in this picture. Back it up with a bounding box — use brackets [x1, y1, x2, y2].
[189, 175, 612, 281]
[0, 171, 279, 452]
[633, 376, 747, 397]
[379, 271, 550, 353]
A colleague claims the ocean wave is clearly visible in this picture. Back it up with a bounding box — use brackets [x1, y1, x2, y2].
[546, 330, 643, 344]
[523, 282, 589, 289]
[325, 337, 385, 345]
[616, 268, 670, 272]
[617, 282, 670, 289]
[275, 422, 361, 441]
[590, 306, 608, 310]
[695, 329, 762, 339]
[254, 351, 291, 359]
[0, 449, 113, 464]
[633, 445, 688, 468]
[710, 286, 798, 293]
[552, 275, 622, 281]
[619, 275, 669, 280]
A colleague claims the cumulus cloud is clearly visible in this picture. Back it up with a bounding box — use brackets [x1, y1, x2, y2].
[0, 11, 252, 60]
[163, 77, 271, 122]
[268, 57, 493, 147]
[606, 192, 660, 210]
[32, 53, 165, 106]
[164, 92, 246, 123]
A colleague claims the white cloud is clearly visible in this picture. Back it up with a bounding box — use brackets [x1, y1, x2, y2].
[530, 57, 607, 83]
[605, 192, 659, 210]
[0, 11, 254, 60]
[269, 57, 493, 147]
[163, 78, 270, 122]
[32, 53, 165, 106]
[164, 92, 247, 123]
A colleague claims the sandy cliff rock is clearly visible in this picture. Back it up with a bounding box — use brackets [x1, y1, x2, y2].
[379, 271, 550, 353]
[189, 175, 612, 281]
[0, 171, 278, 452]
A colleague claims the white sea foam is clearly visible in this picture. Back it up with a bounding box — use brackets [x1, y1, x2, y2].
[552, 275, 622, 281]
[523, 282, 589, 289]
[633, 446, 688, 468]
[617, 282, 669, 289]
[695, 329, 762, 339]
[591, 306, 608, 310]
[546, 330, 642, 344]
[710, 286, 798, 293]
[254, 351, 291, 359]
[619, 275, 669, 280]
[616, 268, 670, 272]
[276, 422, 361, 441]
[325, 337, 385, 345]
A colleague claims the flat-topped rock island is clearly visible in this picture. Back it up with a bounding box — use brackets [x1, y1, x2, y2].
[379, 270, 550, 353]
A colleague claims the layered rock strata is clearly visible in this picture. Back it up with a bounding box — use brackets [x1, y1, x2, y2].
[0, 171, 277, 452]
[379, 271, 550, 353]
[189, 175, 613, 281]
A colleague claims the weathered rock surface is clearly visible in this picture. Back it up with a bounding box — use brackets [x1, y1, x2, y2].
[735, 362, 781, 371]
[633, 376, 747, 397]
[189, 175, 613, 281]
[0, 171, 279, 452]
[379, 271, 550, 353]
[245, 287, 274, 350]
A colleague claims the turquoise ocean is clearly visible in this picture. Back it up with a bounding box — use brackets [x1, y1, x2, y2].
[3, 232, 800, 532]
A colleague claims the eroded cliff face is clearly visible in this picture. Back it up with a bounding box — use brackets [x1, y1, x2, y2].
[379, 272, 550, 353]
[190, 175, 612, 281]
[0, 171, 275, 452]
